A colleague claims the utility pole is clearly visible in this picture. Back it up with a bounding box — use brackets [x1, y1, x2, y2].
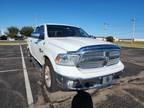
[103, 22, 109, 37]
[131, 17, 136, 43]
[34, 16, 38, 26]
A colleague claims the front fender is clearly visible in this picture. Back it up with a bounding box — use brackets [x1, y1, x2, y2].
[43, 41, 68, 71]
[43, 52, 57, 70]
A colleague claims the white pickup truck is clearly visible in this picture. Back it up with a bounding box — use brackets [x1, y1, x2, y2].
[27, 23, 124, 92]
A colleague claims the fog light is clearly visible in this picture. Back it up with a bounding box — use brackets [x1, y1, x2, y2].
[67, 80, 74, 88]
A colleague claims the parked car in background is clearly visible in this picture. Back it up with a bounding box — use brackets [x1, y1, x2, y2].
[0, 35, 7, 40]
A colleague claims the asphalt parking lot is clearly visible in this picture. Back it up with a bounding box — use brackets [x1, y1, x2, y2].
[0, 45, 144, 108]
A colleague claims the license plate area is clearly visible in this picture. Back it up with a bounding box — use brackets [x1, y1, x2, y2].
[102, 75, 113, 85]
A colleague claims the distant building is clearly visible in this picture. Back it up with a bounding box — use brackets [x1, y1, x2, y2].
[119, 38, 144, 42]
[95, 36, 106, 41]
[113, 37, 119, 42]
[7, 37, 15, 41]
[134, 38, 144, 41]
[119, 39, 132, 42]
[95, 36, 119, 42]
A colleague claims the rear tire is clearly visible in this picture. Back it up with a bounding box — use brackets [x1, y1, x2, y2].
[42, 58, 57, 92]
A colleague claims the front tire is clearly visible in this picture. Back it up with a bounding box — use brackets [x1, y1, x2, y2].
[42, 58, 57, 92]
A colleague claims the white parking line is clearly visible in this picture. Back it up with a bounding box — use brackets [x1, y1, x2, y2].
[0, 57, 21, 60]
[0, 57, 29, 60]
[20, 44, 34, 106]
[0, 69, 21, 73]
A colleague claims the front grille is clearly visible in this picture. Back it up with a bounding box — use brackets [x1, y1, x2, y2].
[77, 49, 120, 69]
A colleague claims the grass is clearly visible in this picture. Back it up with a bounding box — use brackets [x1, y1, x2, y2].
[114, 41, 144, 48]
[0, 40, 143, 48]
[0, 40, 27, 45]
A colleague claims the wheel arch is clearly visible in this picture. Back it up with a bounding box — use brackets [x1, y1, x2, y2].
[43, 55, 56, 71]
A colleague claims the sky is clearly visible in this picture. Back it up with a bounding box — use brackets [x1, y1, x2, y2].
[0, 0, 144, 38]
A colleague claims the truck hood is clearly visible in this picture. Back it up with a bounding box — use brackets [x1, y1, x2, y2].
[48, 37, 113, 51]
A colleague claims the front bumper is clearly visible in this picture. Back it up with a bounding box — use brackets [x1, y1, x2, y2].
[55, 71, 123, 91]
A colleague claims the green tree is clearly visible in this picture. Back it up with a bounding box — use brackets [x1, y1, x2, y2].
[6, 26, 19, 38]
[106, 36, 114, 42]
[20, 26, 34, 37]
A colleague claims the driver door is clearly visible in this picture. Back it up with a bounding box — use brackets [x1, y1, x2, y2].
[32, 26, 45, 65]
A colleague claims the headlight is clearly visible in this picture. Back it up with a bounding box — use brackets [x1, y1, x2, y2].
[55, 54, 80, 66]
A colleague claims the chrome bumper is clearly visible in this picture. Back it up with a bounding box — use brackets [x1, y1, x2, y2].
[55, 71, 124, 91]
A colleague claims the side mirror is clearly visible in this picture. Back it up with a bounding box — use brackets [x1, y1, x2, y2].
[31, 33, 40, 37]
[31, 33, 44, 40]
[39, 34, 44, 40]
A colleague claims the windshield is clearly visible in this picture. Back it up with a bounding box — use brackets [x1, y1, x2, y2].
[47, 25, 89, 37]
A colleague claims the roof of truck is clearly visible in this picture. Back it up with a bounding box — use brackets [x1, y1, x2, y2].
[44, 23, 80, 28]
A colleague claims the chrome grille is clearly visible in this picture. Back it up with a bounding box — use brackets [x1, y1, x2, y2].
[77, 50, 120, 69]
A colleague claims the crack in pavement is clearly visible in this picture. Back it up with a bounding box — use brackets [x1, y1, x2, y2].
[121, 89, 144, 106]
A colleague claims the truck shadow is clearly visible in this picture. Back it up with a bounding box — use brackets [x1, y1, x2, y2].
[71, 90, 93, 108]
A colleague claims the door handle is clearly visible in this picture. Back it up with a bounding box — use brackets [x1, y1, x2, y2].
[35, 41, 38, 44]
[39, 48, 43, 53]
